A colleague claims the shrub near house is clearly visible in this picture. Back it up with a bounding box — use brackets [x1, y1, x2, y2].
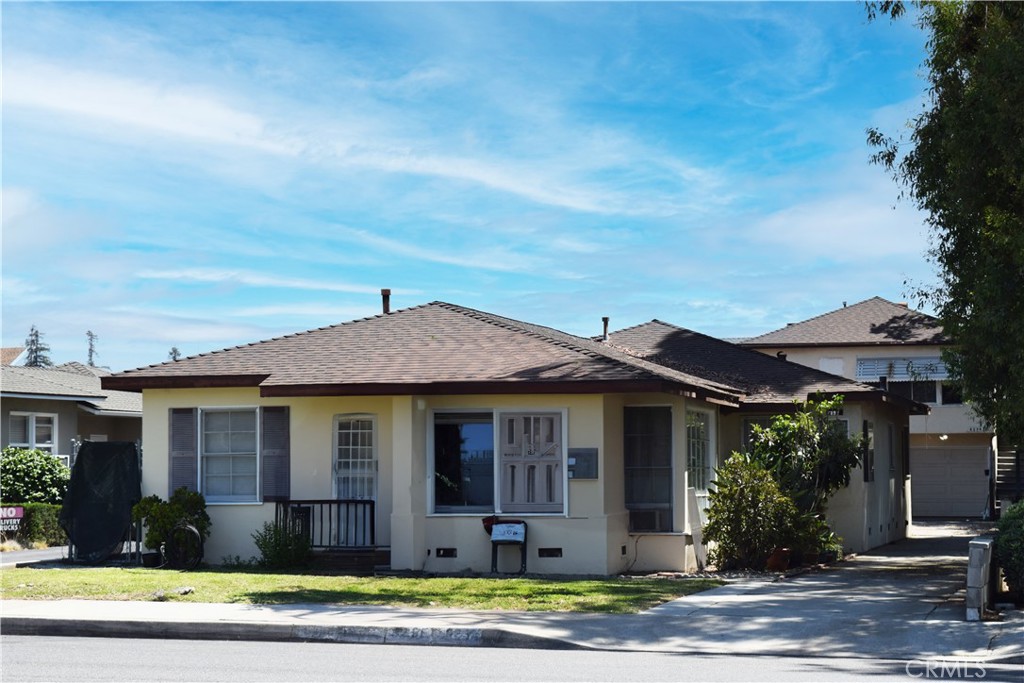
[704, 397, 862, 569]
[0, 447, 70, 505]
[0, 447, 70, 547]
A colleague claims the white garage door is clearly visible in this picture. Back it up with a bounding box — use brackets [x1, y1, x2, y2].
[911, 447, 989, 518]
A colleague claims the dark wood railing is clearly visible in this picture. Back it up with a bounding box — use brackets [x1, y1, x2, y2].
[275, 499, 376, 549]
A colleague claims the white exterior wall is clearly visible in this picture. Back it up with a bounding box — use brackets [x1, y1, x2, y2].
[760, 346, 992, 440]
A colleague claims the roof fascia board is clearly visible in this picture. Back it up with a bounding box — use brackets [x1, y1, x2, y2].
[260, 380, 741, 405]
[740, 340, 945, 349]
[0, 391, 97, 402]
[77, 404, 142, 417]
[101, 374, 269, 392]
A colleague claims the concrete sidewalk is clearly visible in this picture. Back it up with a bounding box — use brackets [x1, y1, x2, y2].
[3, 521, 1022, 663]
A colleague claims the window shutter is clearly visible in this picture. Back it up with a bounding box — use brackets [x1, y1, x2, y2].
[261, 406, 290, 502]
[168, 408, 198, 495]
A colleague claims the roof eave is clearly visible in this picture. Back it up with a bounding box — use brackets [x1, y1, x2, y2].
[259, 379, 742, 406]
[740, 340, 946, 349]
[78, 404, 143, 418]
[0, 391, 99, 402]
[101, 374, 270, 392]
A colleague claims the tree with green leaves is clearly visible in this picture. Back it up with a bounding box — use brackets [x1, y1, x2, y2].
[746, 395, 863, 518]
[168, 347, 181, 361]
[866, 1, 1024, 445]
[24, 326, 53, 368]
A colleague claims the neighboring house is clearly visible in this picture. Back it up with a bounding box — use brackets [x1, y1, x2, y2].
[606, 320, 924, 557]
[1, 362, 143, 466]
[1, 347, 26, 366]
[740, 296, 997, 519]
[103, 300, 921, 575]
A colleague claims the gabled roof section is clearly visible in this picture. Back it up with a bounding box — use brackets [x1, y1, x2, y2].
[740, 297, 946, 347]
[1, 347, 25, 365]
[1, 365, 142, 415]
[103, 302, 743, 405]
[607, 319, 927, 413]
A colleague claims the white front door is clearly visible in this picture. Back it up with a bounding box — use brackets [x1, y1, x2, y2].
[334, 415, 376, 546]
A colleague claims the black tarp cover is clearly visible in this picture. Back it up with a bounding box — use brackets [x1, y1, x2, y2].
[59, 441, 142, 564]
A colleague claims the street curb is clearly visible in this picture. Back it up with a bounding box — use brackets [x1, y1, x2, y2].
[1, 617, 584, 651]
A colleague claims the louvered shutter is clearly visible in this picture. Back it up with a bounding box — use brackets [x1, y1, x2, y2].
[168, 408, 198, 495]
[261, 406, 290, 502]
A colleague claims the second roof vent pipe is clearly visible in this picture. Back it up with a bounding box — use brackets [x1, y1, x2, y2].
[602, 316, 610, 342]
[381, 288, 391, 315]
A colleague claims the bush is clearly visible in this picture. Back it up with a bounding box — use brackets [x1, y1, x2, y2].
[131, 488, 211, 552]
[746, 396, 862, 517]
[0, 503, 66, 546]
[703, 454, 798, 570]
[252, 520, 311, 569]
[0, 447, 70, 505]
[994, 499, 1024, 602]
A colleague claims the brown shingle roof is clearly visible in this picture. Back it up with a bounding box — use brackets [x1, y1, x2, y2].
[1, 347, 24, 365]
[740, 297, 946, 347]
[606, 320, 900, 407]
[103, 302, 743, 404]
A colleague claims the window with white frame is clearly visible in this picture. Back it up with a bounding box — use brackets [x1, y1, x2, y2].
[201, 408, 258, 503]
[432, 410, 564, 514]
[686, 410, 714, 511]
[8, 413, 57, 453]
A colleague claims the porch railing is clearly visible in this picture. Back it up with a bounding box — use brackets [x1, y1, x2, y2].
[275, 499, 376, 549]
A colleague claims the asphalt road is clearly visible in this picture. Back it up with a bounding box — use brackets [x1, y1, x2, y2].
[3, 636, 1020, 683]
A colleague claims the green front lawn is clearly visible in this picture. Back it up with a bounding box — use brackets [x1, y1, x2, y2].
[0, 566, 722, 613]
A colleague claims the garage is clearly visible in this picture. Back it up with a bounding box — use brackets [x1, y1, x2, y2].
[910, 447, 990, 518]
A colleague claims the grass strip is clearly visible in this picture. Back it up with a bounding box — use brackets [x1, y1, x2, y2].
[0, 566, 722, 613]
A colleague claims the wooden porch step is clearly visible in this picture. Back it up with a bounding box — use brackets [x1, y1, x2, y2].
[309, 548, 391, 576]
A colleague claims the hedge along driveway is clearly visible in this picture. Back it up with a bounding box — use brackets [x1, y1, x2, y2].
[0, 504, 66, 547]
[0, 566, 723, 613]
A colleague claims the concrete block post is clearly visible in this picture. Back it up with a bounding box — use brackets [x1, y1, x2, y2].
[966, 536, 994, 621]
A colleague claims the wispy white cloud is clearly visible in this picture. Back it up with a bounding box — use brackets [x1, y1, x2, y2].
[4, 60, 301, 156]
[134, 268, 386, 295]
[228, 303, 381, 320]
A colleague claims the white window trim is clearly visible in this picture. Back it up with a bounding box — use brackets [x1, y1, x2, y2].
[685, 407, 715, 482]
[427, 407, 569, 517]
[198, 406, 260, 505]
[332, 413, 378, 501]
[8, 412, 59, 454]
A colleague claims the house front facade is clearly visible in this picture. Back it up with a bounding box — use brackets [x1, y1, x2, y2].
[1, 363, 142, 467]
[741, 297, 997, 519]
[105, 300, 921, 574]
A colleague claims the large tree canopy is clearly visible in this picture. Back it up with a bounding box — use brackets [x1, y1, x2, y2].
[868, 1, 1024, 445]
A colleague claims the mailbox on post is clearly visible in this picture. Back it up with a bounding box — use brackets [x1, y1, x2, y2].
[489, 520, 528, 574]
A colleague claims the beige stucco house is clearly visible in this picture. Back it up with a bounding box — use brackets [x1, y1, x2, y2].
[104, 300, 923, 574]
[741, 297, 997, 519]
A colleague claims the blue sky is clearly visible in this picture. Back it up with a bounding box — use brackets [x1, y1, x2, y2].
[2, 2, 933, 372]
